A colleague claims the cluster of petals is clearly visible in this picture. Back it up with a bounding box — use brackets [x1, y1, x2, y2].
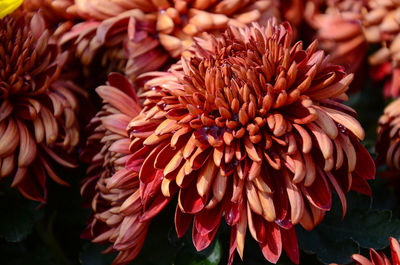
[0, 2, 382, 265]
[80, 73, 149, 265]
[124, 20, 375, 264]
[57, 9, 168, 80]
[363, 0, 400, 98]
[351, 237, 400, 265]
[305, 0, 368, 76]
[23, 0, 77, 21]
[0, 12, 81, 202]
[304, 0, 400, 97]
[376, 98, 400, 189]
[25, 0, 284, 82]
[148, 0, 280, 58]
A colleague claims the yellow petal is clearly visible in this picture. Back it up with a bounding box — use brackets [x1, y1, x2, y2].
[0, 0, 23, 19]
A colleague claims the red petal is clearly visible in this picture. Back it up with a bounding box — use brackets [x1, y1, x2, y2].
[175, 205, 192, 238]
[390, 237, 400, 265]
[247, 208, 267, 243]
[178, 181, 207, 214]
[224, 199, 241, 226]
[228, 226, 237, 265]
[370, 249, 386, 265]
[272, 173, 290, 225]
[127, 146, 151, 172]
[192, 220, 219, 251]
[259, 222, 282, 264]
[139, 142, 167, 184]
[352, 138, 375, 180]
[351, 174, 372, 196]
[194, 202, 223, 235]
[302, 170, 332, 210]
[17, 162, 46, 203]
[141, 191, 173, 221]
[107, 72, 139, 102]
[281, 228, 299, 265]
[155, 144, 177, 169]
[141, 170, 176, 221]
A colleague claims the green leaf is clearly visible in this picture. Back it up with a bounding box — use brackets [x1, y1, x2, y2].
[0, 197, 41, 243]
[174, 240, 222, 265]
[297, 192, 400, 264]
[329, 210, 400, 250]
[297, 227, 359, 264]
[80, 243, 116, 265]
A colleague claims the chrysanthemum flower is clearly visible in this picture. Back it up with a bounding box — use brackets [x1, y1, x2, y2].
[58, 9, 168, 81]
[152, 0, 280, 58]
[363, 0, 400, 98]
[351, 237, 400, 265]
[376, 98, 400, 172]
[73, 0, 155, 20]
[81, 73, 149, 265]
[23, 0, 77, 21]
[128, 20, 375, 264]
[0, 13, 81, 202]
[305, 0, 368, 76]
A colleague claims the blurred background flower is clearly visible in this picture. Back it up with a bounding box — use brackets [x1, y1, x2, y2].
[80, 73, 149, 265]
[57, 9, 168, 83]
[0, 12, 82, 202]
[363, 0, 400, 98]
[305, 0, 368, 80]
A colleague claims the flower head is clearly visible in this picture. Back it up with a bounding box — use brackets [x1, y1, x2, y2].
[376, 98, 400, 193]
[152, 0, 280, 58]
[73, 0, 155, 20]
[81, 73, 149, 265]
[363, 0, 400, 98]
[351, 237, 400, 265]
[128, 20, 375, 264]
[58, 9, 168, 81]
[377, 98, 400, 169]
[305, 0, 368, 76]
[23, 0, 77, 21]
[0, 13, 81, 202]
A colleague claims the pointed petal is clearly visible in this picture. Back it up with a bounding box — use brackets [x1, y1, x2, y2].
[259, 222, 282, 264]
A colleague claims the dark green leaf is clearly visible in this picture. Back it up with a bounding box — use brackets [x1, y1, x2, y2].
[297, 226, 359, 264]
[0, 197, 41, 242]
[297, 192, 400, 264]
[174, 240, 222, 265]
[80, 243, 116, 265]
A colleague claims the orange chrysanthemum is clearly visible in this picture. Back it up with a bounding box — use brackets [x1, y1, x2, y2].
[23, 0, 78, 21]
[152, 0, 280, 58]
[70, 0, 280, 58]
[0, 13, 81, 202]
[81, 73, 149, 265]
[376, 98, 400, 195]
[73, 0, 155, 20]
[376, 98, 400, 171]
[127, 20, 375, 264]
[58, 9, 168, 81]
[305, 0, 368, 76]
[351, 237, 400, 265]
[363, 0, 400, 98]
